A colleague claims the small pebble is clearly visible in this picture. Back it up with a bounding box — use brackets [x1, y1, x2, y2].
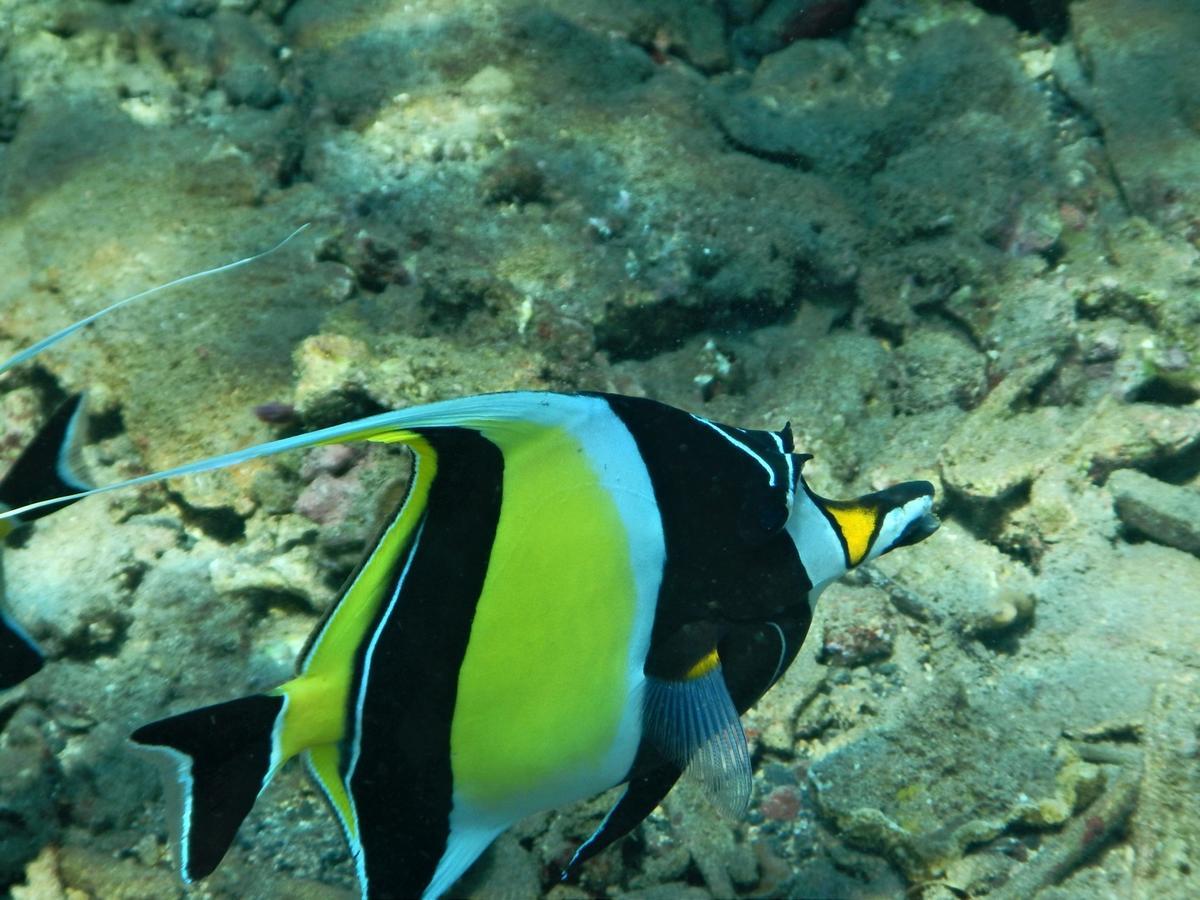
[760, 785, 802, 822]
[299, 444, 363, 482]
[295, 472, 358, 525]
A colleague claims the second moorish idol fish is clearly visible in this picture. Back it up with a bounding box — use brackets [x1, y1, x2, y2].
[0, 225, 309, 689]
[2, 390, 940, 898]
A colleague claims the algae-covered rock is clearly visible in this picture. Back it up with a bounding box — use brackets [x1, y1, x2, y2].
[0, 706, 60, 885]
[1063, 220, 1200, 401]
[716, 11, 1063, 336]
[1069, 400, 1200, 483]
[876, 520, 1035, 645]
[1065, 0, 1200, 226]
[809, 705, 1098, 882]
[291, 331, 550, 425]
[1109, 469, 1200, 557]
[1132, 679, 1200, 890]
[892, 329, 988, 415]
[938, 360, 1083, 506]
[818, 584, 895, 667]
[662, 782, 760, 898]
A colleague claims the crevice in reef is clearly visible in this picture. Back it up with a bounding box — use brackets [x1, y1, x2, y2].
[1129, 375, 1200, 407]
[166, 490, 246, 544]
[61, 610, 130, 662]
[940, 479, 1033, 557]
[713, 122, 816, 173]
[1144, 440, 1200, 485]
[970, 0, 1071, 41]
[0, 702, 18, 737]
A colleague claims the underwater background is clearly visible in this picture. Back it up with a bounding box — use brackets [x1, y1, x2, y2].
[1, 0, 1198, 897]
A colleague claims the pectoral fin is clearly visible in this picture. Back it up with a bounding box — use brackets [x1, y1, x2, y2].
[643, 650, 752, 818]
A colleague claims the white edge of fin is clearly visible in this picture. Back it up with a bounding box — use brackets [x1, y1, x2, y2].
[301, 751, 365, 893]
[128, 743, 196, 883]
[57, 396, 93, 492]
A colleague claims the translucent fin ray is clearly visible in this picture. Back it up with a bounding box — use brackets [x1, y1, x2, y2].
[643, 662, 752, 818]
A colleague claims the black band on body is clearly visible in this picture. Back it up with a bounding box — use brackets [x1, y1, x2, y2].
[347, 428, 504, 899]
[595, 394, 812, 680]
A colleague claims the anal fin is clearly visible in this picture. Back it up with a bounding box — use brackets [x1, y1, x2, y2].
[563, 763, 682, 879]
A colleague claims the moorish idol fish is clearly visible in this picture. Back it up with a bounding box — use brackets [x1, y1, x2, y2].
[0, 225, 309, 689]
[2, 390, 940, 897]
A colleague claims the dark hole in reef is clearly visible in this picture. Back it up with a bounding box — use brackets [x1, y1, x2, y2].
[1130, 376, 1200, 407]
[970, 0, 1070, 41]
[1145, 440, 1200, 486]
[1036, 237, 1066, 269]
[320, 547, 363, 593]
[62, 611, 131, 662]
[940, 479, 1032, 549]
[43, 20, 77, 40]
[866, 317, 905, 348]
[3, 527, 33, 550]
[0, 703, 18, 737]
[275, 139, 307, 190]
[0, 805, 27, 829]
[594, 300, 703, 361]
[245, 588, 319, 621]
[85, 404, 126, 443]
[168, 490, 246, 543]
[974, 613, 1036, 656]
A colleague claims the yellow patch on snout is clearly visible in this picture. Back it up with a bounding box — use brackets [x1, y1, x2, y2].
[826, 505, 877, 566]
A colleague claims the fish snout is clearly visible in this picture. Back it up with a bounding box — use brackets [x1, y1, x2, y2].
[871, 480, 939, 555]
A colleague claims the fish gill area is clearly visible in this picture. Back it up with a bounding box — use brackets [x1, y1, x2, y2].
[0, 1, 1198, 898]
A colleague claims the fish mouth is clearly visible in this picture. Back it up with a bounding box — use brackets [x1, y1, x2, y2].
[876, 480, 939, 551]
[892, 509, 940, 550]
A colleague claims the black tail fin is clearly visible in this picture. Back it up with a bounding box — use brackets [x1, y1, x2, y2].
[130, 693, 285, 882]
[0, 393, 91, 529]
[0, 608, 44, 689]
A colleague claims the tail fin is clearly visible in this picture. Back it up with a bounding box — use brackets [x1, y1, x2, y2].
[0, 608, 44, 689]
[0, 394, 91, 533]
[130, 693, 286, 882]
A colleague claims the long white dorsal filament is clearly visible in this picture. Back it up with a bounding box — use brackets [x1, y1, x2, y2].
[0, 223, 310, 378]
